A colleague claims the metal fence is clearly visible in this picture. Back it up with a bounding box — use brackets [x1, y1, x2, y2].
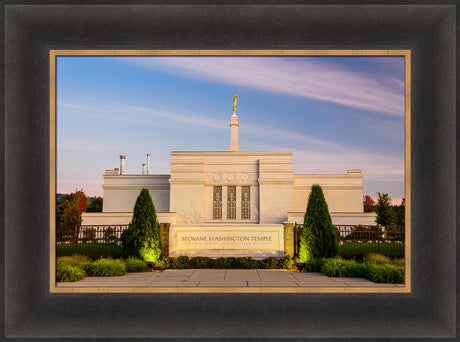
[56, 224, 171, 259]
[294, 224, 405, 258]
[57, 223, 405, 260]
[56, 225, 129, 258]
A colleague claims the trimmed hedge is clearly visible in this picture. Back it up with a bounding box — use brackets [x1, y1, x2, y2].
[56, 243, 124, 259]
[153, 256, 292, 270]
[338, 242, 405, 259]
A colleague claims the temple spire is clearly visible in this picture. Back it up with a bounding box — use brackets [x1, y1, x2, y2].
[228, 93, 242, 151]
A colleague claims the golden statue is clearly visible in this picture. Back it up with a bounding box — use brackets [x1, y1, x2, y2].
[232, 92, 242, 112]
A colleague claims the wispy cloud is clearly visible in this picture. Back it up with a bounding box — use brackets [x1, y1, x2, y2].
[59, 143, 117, 152]
[58, 98, 403, 196]
[58, 100, 226, 130]
[125, 57, 405, 116]
[59, 98, 403, 171]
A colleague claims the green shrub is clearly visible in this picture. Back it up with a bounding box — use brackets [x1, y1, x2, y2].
[172, 256, 192, 269]
[121, 188, 162, 262]
[80, 261, 98, 275]
[364, 253, 391, 265]
[299, 184, 338, 262]
[152, 256, 292, 270]
[338, 242, 405, 259]
[258, 257, 280, 269]
[57, 254, 92, 266]
[242, 257, 256, 269]
[190, 257, 213, 269]
[56, 243, 124, 259]
[153, 256, 173, 270]
[318, 257, 405, 284]
[304, 258, 325, 272]
[393, 258, 405, 266]
[232, 257, 256, 269]
[366, 264, 405, 284]
[139, 236, 162, 262]
[81, 259, 127, 277]
[276, 255, 293, 269]
[321, 258, 366, 278]
[124, 257, 149, 272]
[56, 263, 86, 282]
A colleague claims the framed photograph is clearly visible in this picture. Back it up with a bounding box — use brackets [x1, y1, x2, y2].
[51, 49, 410, 294]
[3, 2, 456, 340]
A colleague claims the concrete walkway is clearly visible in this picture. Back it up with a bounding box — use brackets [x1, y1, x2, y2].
[57, 269, 403, 289]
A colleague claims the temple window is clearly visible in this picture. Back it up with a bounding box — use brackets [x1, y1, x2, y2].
[227, 186, 236, 219]
[213, 186, 222, 219]
[241, 186, 250, 219]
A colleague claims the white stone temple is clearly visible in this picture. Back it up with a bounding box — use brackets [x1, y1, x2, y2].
[82, 103, 376, 257]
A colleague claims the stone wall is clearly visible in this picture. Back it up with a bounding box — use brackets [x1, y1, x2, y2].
[81, 212, 177, 225]
[102, 174, 170, 213]
[293, 169, 364, 213]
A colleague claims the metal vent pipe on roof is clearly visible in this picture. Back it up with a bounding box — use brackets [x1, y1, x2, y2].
[119, 155, 126, 175]
[147, 154, 150, 175]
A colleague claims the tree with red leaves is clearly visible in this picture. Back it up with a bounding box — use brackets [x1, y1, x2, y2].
[363, 195, 375, 212]
[62, 189, 88, 230]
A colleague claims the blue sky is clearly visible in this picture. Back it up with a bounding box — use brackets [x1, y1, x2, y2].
[57, 55, 405, 203]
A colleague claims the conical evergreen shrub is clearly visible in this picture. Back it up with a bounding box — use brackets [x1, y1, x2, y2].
[299, 184, 338, 262]
[121, 188, 162, 262]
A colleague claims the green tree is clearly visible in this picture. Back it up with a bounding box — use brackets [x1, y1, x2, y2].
[299, 184, 338, 262]
[374, 192, 396, 226]
[392, 198, 405, 226]
[56, 193, 73, 232]
[121, 188, 162, 262]
[86, 197, 103, 212]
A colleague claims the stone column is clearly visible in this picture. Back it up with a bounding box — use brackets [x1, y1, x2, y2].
[228, 113, 241, 151]
[160, 222, 170, 256]
[283, 221, 294, 257]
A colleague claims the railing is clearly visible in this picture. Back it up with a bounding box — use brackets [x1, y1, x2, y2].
[56, 225, 129, 259]
[56, 223, 171, 259]
[294, 224, 405, 259]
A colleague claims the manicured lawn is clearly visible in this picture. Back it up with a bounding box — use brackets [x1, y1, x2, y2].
[56, 243, 124, 259]
[338, 242, 405, 259]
